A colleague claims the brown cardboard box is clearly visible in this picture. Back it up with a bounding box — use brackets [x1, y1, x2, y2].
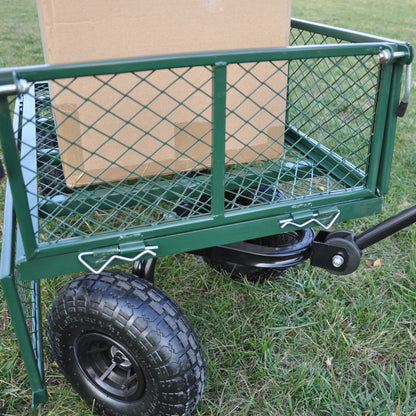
[37, 0, 291, 187]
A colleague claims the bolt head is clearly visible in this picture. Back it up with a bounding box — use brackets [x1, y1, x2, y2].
[378, 49, 392, 64]
[332, 255, 345, 268]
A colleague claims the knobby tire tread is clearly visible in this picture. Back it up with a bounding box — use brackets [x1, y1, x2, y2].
[48, 270, 205, 416]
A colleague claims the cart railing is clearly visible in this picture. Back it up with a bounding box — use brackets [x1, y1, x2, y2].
[0, 19, 412, 280]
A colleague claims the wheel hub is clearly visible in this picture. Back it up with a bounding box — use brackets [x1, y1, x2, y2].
[75, 332, 146, 401]
[111, 346, 132, 369]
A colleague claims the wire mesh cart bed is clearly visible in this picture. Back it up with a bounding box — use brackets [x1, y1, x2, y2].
[0, 19, 414, 415]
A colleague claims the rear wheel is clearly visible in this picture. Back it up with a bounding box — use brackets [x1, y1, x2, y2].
[48, 270, 206, 416]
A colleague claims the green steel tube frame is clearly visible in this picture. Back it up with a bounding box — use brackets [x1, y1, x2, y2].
[0, 183, 48, 410]
[0, 43, 411, 279]
[0, 19, 413, 411]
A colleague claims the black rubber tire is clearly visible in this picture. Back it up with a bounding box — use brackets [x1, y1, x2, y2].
[204, 229, 314, 281]
[48, 270, 206, 416]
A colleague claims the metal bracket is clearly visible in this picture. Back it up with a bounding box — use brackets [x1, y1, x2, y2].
[310, 230, 362, 275]
[280, 209, 340, 230]
[0, 76, 30, 97]
[78, 245, 158, 274]
[378, 49, 409, 64]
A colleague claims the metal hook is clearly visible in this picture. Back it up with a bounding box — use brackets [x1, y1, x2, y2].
[78, 245, 158, 274]
[280, 210, 340, 230]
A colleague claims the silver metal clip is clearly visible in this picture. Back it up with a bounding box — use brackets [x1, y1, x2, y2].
[78, 245, 158, 274]
[280, 210, 340, 230]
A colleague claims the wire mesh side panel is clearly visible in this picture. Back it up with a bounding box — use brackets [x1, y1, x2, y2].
[289, 25, 380, 166]
[223, 53, 380, 209]
[283, 26, 380, 198]
[222, 60, 290, 209]
[32, 67, 215, 242]
[15, 277, 43, 366]
[287, 54, 378, 165]
[0, 268, 46, 406]
[11, 29, 383, 245]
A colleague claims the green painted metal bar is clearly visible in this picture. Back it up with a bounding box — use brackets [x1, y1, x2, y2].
[208, 62, 226, 218]
[15, 231, 45, 406]
[365, 63, 394, 192]
[2, 94, 47, 409]
[0, 96, 38, 257]
[291, 18, 412, 49]
[14, 227, 45, 387]
[1, 277, 48, 409]
[0, 183, 48, 409]
[26, 187, 376, 264]
[17, 195, 383, 281]
[377, 63, 405, 195]
[0, 43, 400, 85]
[0, 19, 411, 85]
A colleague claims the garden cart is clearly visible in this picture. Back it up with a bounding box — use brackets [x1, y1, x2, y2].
[0, 18, 414, 415]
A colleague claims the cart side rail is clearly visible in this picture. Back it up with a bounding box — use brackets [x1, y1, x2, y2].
[291, 18, 414, 51]
[0, 21, 412, 274]
[0, 43, 411, 84]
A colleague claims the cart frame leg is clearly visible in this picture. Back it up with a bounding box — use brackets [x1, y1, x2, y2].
[0, 182, 48, 413]
[1, 277, 48, 412]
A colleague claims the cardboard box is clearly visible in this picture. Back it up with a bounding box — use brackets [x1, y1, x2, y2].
[37, 0, 291, 187]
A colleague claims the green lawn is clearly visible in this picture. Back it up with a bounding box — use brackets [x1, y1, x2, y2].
[1, 0, 416, 415]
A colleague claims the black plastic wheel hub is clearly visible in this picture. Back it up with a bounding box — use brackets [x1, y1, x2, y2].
[75, 332, 146, 401]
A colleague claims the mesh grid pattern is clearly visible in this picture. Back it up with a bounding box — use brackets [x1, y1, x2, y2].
[14, 277, 41, 361]
[11, 27, 381, 244]
[287, 54, 378, 166]
[5, 96, 43, 362]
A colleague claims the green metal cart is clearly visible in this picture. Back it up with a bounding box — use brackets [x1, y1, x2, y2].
[0, 19, 413, 415]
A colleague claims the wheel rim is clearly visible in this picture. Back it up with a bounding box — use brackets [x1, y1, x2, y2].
[75, 332, 146, 401]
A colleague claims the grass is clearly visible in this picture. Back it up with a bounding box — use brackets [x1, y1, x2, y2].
[0, 0, 416, 415]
